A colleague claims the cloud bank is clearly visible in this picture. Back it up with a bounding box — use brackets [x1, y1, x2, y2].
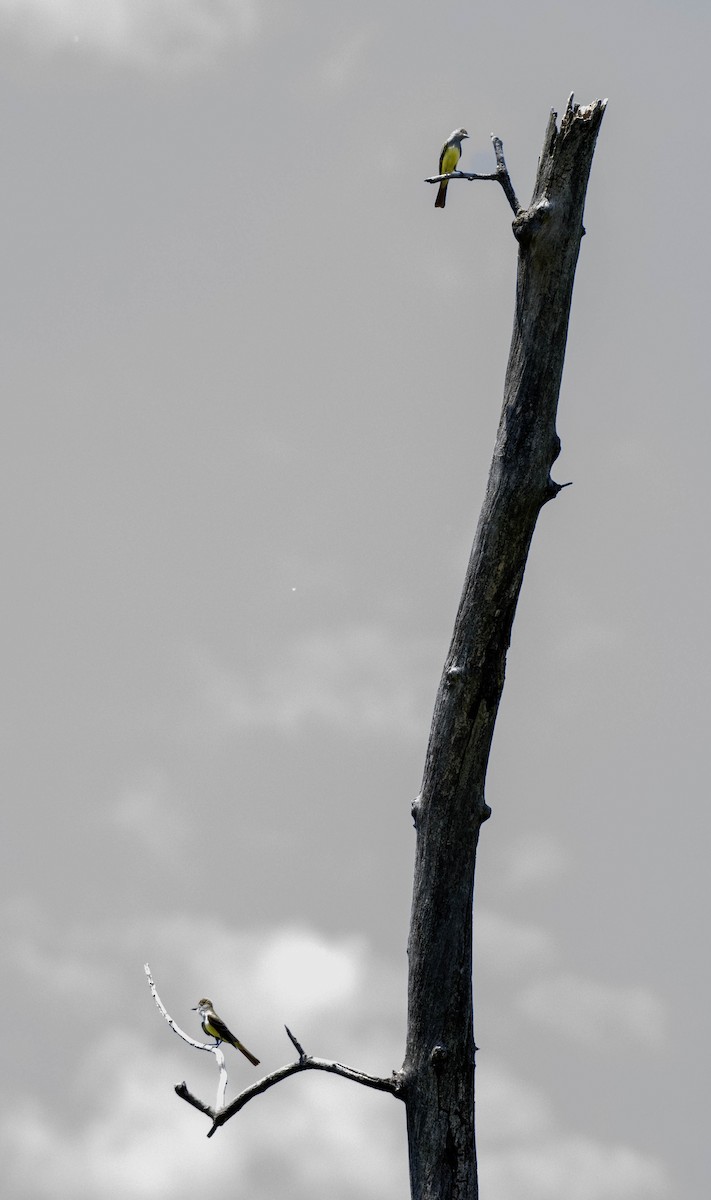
[0, 0, 260, 70]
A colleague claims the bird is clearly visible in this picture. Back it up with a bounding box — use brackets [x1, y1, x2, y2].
[192, 998, 260, 1066]
[434, 128, 469, 209]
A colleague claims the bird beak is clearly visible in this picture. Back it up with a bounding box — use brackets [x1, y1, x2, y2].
[191, 1005, 198, 1011]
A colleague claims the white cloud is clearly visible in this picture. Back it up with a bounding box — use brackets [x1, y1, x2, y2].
[142, 918, 406, 1073]
[192, 624, 436, 740]
[0, 0, 260, 70]
[253, 927, 367, 1020]
[0, 918, 408, 1200]
[517, 973, 666, 1048]
[0, 908, 671, 1200]
[0, 1034, 408, 1199]
[256, 1081, 407, 1199]
[1, 1036, 242, 1199]
[1, 903, 404, 1066]
[6, 1024, 663, 1200]
[139, 918, 385, 1041]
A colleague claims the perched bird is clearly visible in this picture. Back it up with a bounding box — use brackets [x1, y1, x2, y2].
[192, 998, 260, 1066]
[434, 127, 469, 208]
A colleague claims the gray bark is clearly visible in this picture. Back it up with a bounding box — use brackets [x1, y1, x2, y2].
[403, 96, 606, 1200]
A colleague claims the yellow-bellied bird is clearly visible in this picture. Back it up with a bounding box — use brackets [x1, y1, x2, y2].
[434, 128, 469, 209]
[193, 998, 260, 1065]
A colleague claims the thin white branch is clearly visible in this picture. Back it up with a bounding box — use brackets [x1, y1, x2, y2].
[144, 964, 207, 1051]
[144, 963, 228, 1110]
[214, 1048, 228, 1109]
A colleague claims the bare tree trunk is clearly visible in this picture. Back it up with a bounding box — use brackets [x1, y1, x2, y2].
[403, 96, 606, 1200]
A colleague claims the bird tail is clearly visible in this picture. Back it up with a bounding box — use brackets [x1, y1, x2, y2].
[229, 1035, 260, 1066]
[434, 181, 448, 208]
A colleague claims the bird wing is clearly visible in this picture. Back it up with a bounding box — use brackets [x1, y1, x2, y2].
[206, 1012, 260, 1065]
[204, 1011, 233, 1042]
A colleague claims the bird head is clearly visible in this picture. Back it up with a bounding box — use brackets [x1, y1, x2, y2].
[192, 998, 212, 1012]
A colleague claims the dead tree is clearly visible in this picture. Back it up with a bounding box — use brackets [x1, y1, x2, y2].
[407, 94, 606, 1200]
[148, 94, 606, 1200]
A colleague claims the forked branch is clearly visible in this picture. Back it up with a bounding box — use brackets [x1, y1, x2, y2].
[201, 1028, 403, 1138]
[145, 965, 403, 1139]
[425, 133, 521, 214]
[144, 963, 231, 1108]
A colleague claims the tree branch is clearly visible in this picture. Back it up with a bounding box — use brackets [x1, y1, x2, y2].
[144, 963, 216, 1052]
[188, 1027, 404, 1138]
[144, 963, 230, 1108]
[175, 1081, 215, 1118]
[146, 963, 404, 1139]
[424, 133, 521, 214]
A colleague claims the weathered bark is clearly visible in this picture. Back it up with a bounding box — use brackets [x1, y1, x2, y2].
[403, 97, 606, 1200]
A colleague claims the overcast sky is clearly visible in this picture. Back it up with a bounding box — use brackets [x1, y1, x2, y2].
[2, 2, 709, 1198]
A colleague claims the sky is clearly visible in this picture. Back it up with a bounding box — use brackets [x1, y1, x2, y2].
[2, 1, 709, 1197]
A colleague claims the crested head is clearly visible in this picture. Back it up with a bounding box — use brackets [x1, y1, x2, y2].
[194, 998, 213, 1010]
[454, 128, 469, 140]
